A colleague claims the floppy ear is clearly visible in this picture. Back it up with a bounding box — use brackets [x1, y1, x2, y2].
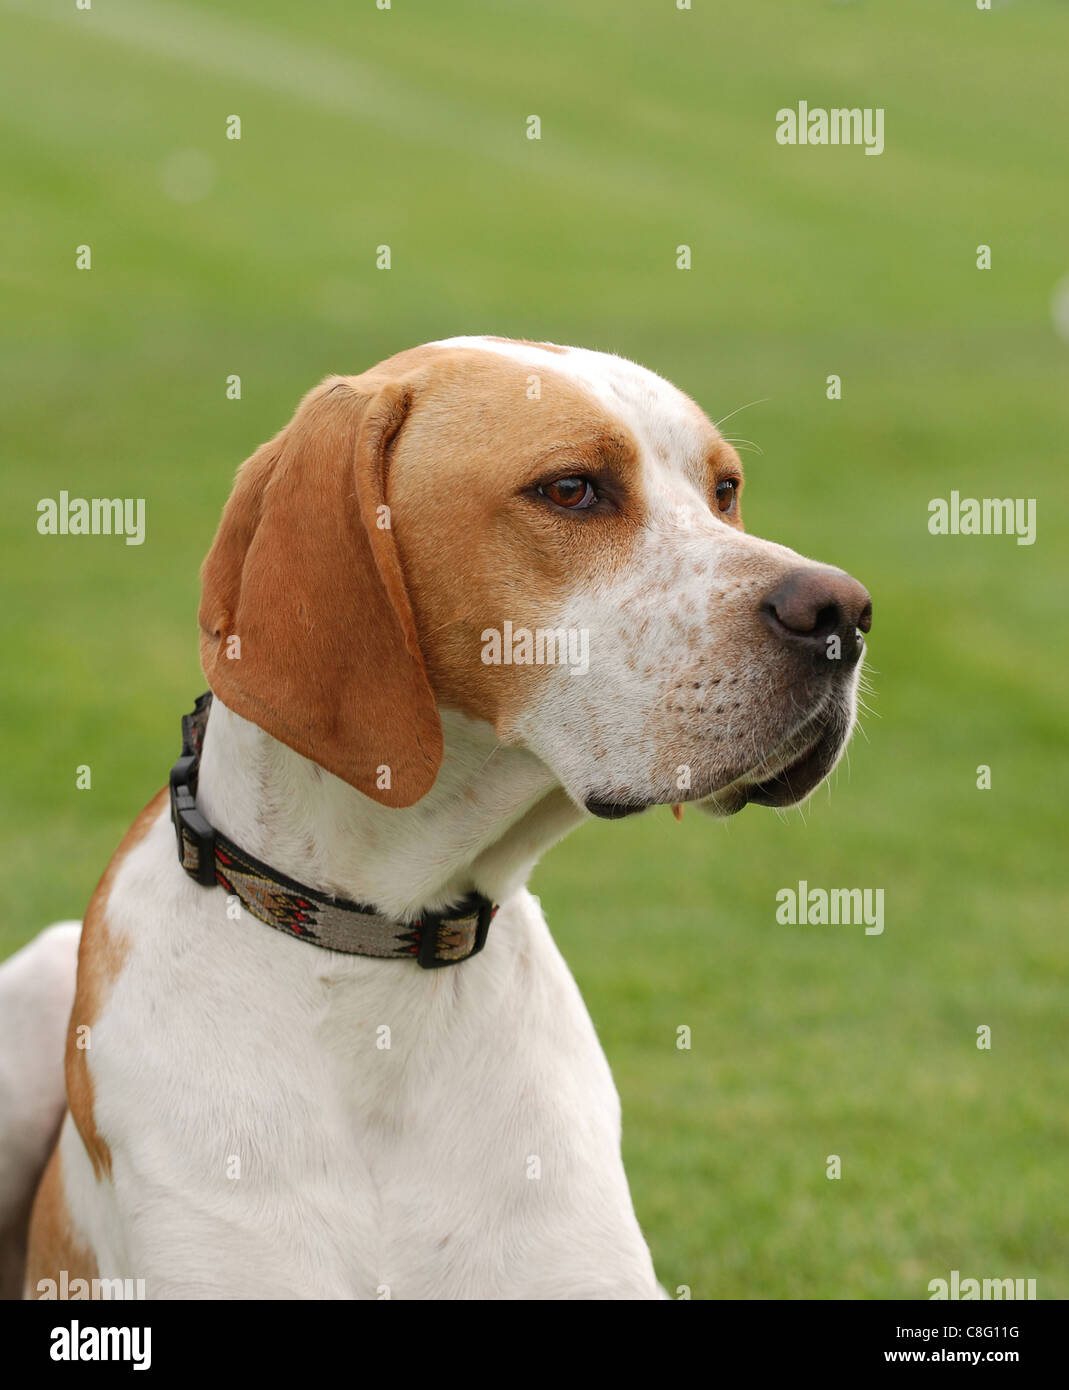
[198, 374, 443, 807]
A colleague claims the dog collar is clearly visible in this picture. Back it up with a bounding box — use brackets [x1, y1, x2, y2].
[169, 692, 497, 968]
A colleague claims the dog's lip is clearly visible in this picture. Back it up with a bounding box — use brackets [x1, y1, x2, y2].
[584, 741, 827, 820]
[584, 799, 649, 820]
[584, 702, 843, 820]
[698, 704, 841, 813]
[733, 720, 841, 808]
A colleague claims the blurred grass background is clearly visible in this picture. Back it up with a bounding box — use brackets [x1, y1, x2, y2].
[2, 0, 1066, 1298]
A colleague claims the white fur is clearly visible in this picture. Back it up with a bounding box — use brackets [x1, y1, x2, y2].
[436, 338, 861, 811]
[53, 706, 656, 1298]
[0, 923, 80, 1297]
[15, 338, 864, 1300]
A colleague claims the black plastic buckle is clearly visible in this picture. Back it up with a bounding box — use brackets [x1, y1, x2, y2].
[169, 754, 217, 888]
[416, 897, 495, 969]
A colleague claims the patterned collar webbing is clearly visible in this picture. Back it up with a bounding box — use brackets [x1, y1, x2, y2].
[169, 692, 496, 968]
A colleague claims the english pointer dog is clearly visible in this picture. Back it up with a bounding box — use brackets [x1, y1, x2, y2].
[0, 337, 870, 1300]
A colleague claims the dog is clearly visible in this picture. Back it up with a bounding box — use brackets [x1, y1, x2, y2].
[0, 336, 871, 1299]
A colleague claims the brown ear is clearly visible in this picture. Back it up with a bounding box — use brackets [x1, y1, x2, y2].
[198, 374, 443, 807]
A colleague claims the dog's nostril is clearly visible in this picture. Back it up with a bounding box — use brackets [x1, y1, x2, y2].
[760, 567, 872, 654]
[811, 602, 841, 639]
[761, 596, 836, 639]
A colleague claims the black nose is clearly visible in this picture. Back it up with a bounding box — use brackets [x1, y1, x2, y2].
[760, 567, 872, 667]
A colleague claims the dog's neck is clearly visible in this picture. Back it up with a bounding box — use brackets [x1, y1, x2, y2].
[194, 696, 584, 921]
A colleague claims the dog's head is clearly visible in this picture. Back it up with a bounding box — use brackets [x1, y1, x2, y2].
[200, 337, 870, 817]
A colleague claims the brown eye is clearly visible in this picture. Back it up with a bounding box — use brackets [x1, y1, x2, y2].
[540, 476, 598, 510]
[715, 478, 739, 513]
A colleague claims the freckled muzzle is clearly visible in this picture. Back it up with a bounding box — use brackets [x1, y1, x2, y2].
[583, 563, 871, 820]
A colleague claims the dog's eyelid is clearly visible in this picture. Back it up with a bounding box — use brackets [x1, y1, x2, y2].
[527, 459, 623, 501]
[529, 431, 634, 483]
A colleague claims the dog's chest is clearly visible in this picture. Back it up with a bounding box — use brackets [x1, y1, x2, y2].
[75, 828, 658, 1297]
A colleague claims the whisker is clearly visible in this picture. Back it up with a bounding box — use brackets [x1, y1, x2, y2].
[720, 436, 764, 456]
[713, 398, 770, 431]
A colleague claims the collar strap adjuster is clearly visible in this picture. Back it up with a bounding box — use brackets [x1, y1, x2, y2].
[170, 754, 216, 888]
[417, 897, 495, 969]
[169, 691, 217, 888]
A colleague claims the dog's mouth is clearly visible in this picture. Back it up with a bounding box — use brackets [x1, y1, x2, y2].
[584, 799, 649, 820]
[584, 703, 850, 821]
[732, 715, 845, 808]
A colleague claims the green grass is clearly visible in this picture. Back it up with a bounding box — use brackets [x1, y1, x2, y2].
[2, 0, 1066, 1299]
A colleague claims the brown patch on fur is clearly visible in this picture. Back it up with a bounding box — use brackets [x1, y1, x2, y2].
[382, 349, 648, 736]
[26, 1144, 100, 1297]
[65, 787, 167, 1183]
[705, 438, 747, 531]
[197, 341, 653, 770]
[199, 377, 443, 807]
